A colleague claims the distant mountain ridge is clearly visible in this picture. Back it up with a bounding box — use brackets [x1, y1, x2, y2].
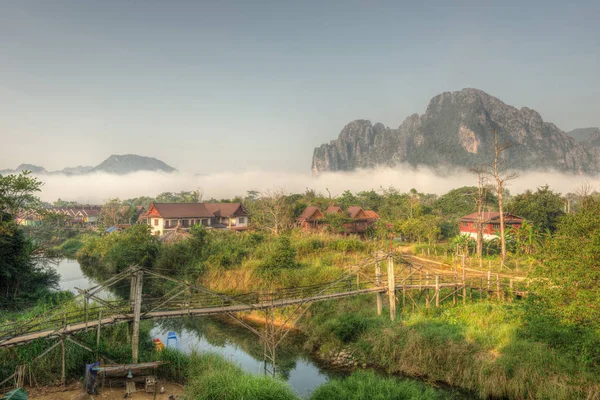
[312, 88, 600, 175]
[0, 154, 176, 176]
[567, 127, 600, 143]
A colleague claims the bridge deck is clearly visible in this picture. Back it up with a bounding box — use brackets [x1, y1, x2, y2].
[0, 287, 384, 348]
[0, 282, 468, 349]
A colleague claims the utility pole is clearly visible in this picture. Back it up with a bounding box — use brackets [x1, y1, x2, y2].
[131, 268, 143, 364]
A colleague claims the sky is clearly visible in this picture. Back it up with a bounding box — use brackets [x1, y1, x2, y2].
[1, 1, 599, 173]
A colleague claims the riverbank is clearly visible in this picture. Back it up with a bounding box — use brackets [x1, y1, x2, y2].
[298, 296, 600, 400]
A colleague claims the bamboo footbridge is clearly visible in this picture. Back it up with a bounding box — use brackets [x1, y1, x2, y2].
[1, 252, 529, 388]
[0, 253, 526, 351]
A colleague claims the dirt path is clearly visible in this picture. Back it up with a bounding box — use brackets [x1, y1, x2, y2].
[26, 382, 184, 400]
[400, 250, 527, 281]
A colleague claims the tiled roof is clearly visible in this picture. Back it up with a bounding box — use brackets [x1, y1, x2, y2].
[297, 206, 322, 220]
[347, 206, 364, 219]
[324, 205, 343, 214]
[150, 203, 214, 218]
[204, 203, 247, 217]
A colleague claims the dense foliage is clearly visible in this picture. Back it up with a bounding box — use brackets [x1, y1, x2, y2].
[508, 185, 565, 232]
[0, 172, 59, 308]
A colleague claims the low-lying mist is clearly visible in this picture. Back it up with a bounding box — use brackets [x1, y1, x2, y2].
[38, 167, 600, 204]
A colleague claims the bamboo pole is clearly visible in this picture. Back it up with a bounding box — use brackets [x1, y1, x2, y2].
[84, 292, 89, 332]
[435, 275, 440, 307]
[479, 276, 483, 299]
[462, 256, 467, 305]
[375, 260, 382, 316]
[425, 272, 430, 308]
[496, 274, 501, 300]
[131, 270, 144, 364]
[96, 310, 102, 351]
[61, 336, 66, 387]
[387, 256, 396, 321]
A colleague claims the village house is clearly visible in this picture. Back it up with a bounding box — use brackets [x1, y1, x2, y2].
[296, 205, 380, 236]
[459, 212, 524, 240]
[138, 202, 250, 236]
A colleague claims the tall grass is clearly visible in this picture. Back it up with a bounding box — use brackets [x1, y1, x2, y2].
[301, 297, 600, 399]
[183, 352, 299, 400]
[310, 370, 454, 400]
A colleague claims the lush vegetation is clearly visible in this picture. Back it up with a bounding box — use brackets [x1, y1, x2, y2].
[0, 172, 60, 309]
[4, 171, 600, 399]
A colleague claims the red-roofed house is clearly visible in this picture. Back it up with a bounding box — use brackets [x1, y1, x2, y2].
[139, 202, 250, 235]
[296, 206, 324, 230]
[459, 212, 524, 240]
[296, 205, 380, 235]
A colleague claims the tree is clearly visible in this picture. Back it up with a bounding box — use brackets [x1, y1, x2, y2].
[0, 172, 58, 307]
[248, 188, 293, 235]
[0, 171, 43, 222]
[487, 130, 519, 265]
[100, 198, 126, 227]
[532, 198, 600, 329]
[508, 185, 565, 232]
[324, 212, 353, 235]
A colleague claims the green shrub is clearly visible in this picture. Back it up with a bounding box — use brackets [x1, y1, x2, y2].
[259, 236, 299, 274]
[331, 314, 369, 343]
[57, 238, 84, 257]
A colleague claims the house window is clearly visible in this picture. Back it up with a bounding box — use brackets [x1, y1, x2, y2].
[239, 217, 246, 224]
[202, 219, 209, 226]
[154, 219, 159, 226]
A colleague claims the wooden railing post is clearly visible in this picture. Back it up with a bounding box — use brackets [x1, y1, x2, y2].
[387, 255, 396, 321]
[425, 272, 430, 308]
[375, 259, 382, 316]
[462, 255, 467, 305]
[435, 275, 440, 307]
[96, 310, 102, 354]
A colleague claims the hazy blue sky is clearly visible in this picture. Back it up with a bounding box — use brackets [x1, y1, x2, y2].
[1, 1, 599, 173]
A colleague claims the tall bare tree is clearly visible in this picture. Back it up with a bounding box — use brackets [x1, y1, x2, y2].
[487, 130, 519, 265]
[470, 168, 487, 259]
[251, 187, 292, 235]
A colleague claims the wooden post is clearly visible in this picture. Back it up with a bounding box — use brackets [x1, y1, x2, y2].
[387, 256, 396, 321]
[425, 272, 430, 308]
[129, 271, 137, 311]
[435, 275, 440, 307]
[131, 269, 144, 363]
[84, 292, 89, 332]
[496, 274, 501, 300]
[61, 336, 66, 387]
[462, 256, 467, 305]
[479, 276, 483, 299]
[96, 310, 102, 351]
[452, 272, 457, 306]
[375, 260, 382, 316]
[487, 270, 491, 291]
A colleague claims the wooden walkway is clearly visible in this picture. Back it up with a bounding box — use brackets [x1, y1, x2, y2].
[0, 286, 390, 348]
